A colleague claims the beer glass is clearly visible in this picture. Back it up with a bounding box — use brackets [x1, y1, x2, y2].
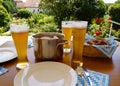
[72, 21, 88, 69]
[62, 21, 73, 53]
[10, 24, 29, 69]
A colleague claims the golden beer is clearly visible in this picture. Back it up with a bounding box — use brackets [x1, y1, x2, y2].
[10, 24, 29, 69]
[72, 21, 88, 69]
[62, 21, 73, 53]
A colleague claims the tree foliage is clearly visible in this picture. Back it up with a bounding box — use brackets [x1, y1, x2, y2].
[39, 0, 74, 30]
[0, 6, 10, 29]
[115, 0, 120, 4]
[39, 0, 106, 30]
[2, 0, 17, 13]
[108, 4, 120, 29]
[17, 9, 32, 18]
[73, 0, 106, 23]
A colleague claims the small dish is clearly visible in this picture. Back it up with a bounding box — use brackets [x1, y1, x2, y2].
[14, 62, 77, 86]
[0, 47, 17, 63]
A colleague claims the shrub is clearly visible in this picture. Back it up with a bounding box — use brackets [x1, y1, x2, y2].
[112, 29, 120, 38]
[0, 6, 10, 29]
[28, 13, 59, 33]
[88, 16, 111, 38]
[2, 0, 17, 13]
[17, 9, 32, 18]
[115, 0, 120, 4]
[0, 27, 4, 35]
[108, 4, 120, 29]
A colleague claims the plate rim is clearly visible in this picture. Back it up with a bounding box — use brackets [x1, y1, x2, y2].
[14, 61, 77, 86]
[0, 47, 17, 63]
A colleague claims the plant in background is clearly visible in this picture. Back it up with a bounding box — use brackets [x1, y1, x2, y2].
[27, 13, 59, 34]
[115, 0, 120, 4]
[11, 17, 28, 24]
[17, 9, 32, 18]
[39, 0, 74, 30]
[0, 6, 10, 31]
[112, 29, 120, 38]
[88, 16, 111, 38]
[39, 0, 106, 31]
[73, 0, 106, 24]
[2, 0, 17, 13]
[108, 4, 120, 29]
[0, 27, 4, 35]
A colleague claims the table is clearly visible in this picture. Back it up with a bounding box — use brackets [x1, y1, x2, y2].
[0, 41, 120, 86]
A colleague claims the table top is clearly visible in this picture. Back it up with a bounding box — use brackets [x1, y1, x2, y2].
[0, 41, 120, 86]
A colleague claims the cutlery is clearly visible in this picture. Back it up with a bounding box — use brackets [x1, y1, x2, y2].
[83, 68, 93, 86]
[76, 66, 87, 86]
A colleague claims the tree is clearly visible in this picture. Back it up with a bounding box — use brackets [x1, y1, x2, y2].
[73, 0, 106, 24]
[39, 0, 74, 30]
[2, 0, 17, 13]
[115, 0, 120, 4]
[17, 8, 32, 18]
[108, 4, 120, 29]
[0, 6, 10, 29]
[39, 0, 106, 30]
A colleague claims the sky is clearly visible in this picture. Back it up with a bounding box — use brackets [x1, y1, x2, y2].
[103, 0, 117, 3]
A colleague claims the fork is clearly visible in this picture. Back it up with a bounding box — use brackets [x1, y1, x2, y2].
[76, 66, 87, 86]
[83, 68, 93, 86]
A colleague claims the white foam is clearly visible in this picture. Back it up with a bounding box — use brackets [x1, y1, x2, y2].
[74, 21, 88, 28]
[10, 24, 29, 33]
[62, 21, 74, 28]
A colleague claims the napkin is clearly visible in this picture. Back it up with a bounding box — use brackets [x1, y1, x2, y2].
[76, 70, 110, 86]
[28, 40, 34, 48]
[85, 34, 118, 58]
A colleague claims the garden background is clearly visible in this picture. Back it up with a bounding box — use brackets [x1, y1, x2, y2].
[0, 0, 120, 39]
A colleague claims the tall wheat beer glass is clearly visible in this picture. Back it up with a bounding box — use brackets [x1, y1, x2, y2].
[62, 21, 73, 53]
[10, 24, 29, 69]
[72, 21, 88, 68]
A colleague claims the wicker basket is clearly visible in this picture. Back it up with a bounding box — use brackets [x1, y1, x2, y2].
[83, 44, 109, 58]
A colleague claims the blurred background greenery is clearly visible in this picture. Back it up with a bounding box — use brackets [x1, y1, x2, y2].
[0, 0, 120, 38]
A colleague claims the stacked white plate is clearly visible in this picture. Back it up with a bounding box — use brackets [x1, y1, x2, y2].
[0, 47, 17, 63]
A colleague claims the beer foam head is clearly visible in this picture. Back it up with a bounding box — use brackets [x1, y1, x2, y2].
[62, 21, 74, 28]
[74, 21, 88, 28]
[10, 24, 29, 32]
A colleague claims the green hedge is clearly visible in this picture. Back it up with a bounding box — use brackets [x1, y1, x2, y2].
[108, 4, 120, 29]
[73, 0, 106, 24]
[28, 13, 59, 33]
[0, 6, 10, 29]
[17, 9, 32, 18]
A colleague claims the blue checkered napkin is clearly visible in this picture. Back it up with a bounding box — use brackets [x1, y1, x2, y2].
[76, 70, 110, 86]
[28, 40, 34, 48]
[85, 34, 118, 58]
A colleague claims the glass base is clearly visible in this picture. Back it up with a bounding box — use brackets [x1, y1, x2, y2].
[16, 62, 29, 69]
[63, 48, 71, 53]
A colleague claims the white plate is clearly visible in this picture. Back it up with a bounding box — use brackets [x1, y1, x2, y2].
[14, 62, 77, 86]
[0, 47, 17, 63]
